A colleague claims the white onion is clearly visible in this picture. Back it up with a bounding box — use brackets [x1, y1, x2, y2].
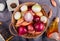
[24, 12, 33, 22]
[14, 12, 21, 20]
[40, 16, 47, 23]
[32, 3, 41, 12]
[20, 5, 28, 12]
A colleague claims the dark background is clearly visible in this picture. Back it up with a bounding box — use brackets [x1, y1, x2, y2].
[0, 0, 60, 41]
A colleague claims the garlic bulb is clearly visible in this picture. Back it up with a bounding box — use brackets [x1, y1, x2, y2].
[24, 12, 33, 22]
[40, 16, 47, 23]
[32, 3, 41, 12]
[14, 12, 21, 20]
[20, 5, 28, 12]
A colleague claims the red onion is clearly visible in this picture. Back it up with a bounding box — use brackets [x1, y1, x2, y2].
[34, 22, 45, 32]
[18, 26, 27, 35]
[28, 24, 34, 31]
[27, 24, 35, 34]
[33, 15, 40, 22]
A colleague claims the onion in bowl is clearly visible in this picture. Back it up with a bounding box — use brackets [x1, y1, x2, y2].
[32, 3, 42, 13]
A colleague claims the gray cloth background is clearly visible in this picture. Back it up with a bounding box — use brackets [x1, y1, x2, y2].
[0, 0, 60, 41]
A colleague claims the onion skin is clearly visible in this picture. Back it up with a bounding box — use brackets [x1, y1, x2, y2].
[20, 21, 32, 26]
[16, 18, 24, 27]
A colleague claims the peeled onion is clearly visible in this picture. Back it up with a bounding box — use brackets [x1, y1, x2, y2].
[24, 12, 33, 22]
[32, 3, 41, 12]
[20, 5, 28, 12]
[40, 16, 47, 23]
[14, 12, 21, 20]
